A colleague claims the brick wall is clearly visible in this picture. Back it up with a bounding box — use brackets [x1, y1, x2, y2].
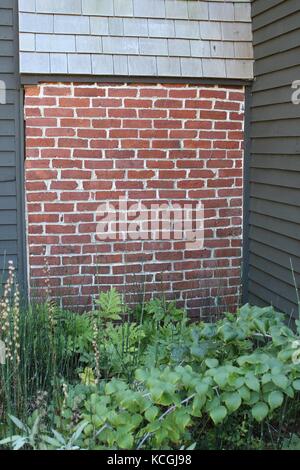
[25, 82, 244, 318]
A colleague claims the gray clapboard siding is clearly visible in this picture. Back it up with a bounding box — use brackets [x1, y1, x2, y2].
[18, 0, 253, 79]
[247, 0, 300, 316]
[0, 0, 26, 288]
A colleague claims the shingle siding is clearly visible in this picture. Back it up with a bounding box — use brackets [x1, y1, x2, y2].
[247, 0, 300, 316]
[18, 0, 253, 79]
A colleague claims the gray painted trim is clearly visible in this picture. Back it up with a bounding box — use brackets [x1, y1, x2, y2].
[20, 73, 252, 86]
[14, 1, 27, 292]
[242, 85, 252, 304]
[16, 89, 27, 293]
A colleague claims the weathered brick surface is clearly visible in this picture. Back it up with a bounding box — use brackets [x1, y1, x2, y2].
[25, 82, 244, 318]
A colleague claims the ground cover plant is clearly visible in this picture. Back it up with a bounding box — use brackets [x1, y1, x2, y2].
[0, 263, 300, 450]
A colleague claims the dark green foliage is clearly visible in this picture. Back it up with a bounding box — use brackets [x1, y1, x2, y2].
[1, 290, 300, 450]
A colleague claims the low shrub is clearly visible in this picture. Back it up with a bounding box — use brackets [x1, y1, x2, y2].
[0, 273, 300, 450]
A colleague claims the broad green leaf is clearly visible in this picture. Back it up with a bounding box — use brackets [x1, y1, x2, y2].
[214, 371, 228, 388]
[251, 402, 269, 422]
[268, 391, 284, 410]
[262, 373, 272, 385]
[245, 373, 260, 392]
[118, 433, 134, 449]
[248, 391, 260, 405]
[205, 358, 219, 368]
[228, 375, 244, 389]
[145, 406, 159, 423]
[272, 374, 289, 390]
[224, 392, 242, 413]
[210, 406, 227, 425]
[293, 379, 300, 391]
[192, 395, 205, 417]
[195, 382, 209, 396]
[238, 385, 250, 402]
[151, 387, 164, 403]
[285, 386, 295, 399]
[175, 409, 190, 430]
[205, 396, 220, 413]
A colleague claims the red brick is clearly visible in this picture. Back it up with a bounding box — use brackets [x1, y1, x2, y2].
[92, 98, 122, 107]
[159, 170, 186, 179]
[140, 130, 168, 139]
[58, 138, 88, 148]
[200, 110, 227, 120]
[44, 86, 71, 96]
[152, 140, 180, 149]
[230, 112, 244, 121]
[140, 88, 167, 97]
[178, 180, 205, 189]
[47, 127, 76, 137]
[26, 128, 43, 137]
[95, 170, 125, 179]
[138, 150, 166, 159]
[73, 149, 102, 158]
[176, 160, 204, 169]
[74, 87, 106, 97]
[61, 170, 91, 179]
[90, 139, 119, 149]
[200, 90, 226, 99]
[44, 203, 74, 212]
[26, 97, 56, 106]
[50, 180, 77, 190]
[59, 98, 90, 107]
[124, 99, 152, 108]
[123, 139, 150, 149]
[108, 108, 137, 118]
[169, 89, 197, 98]
[214, 101, 240, 111]
[170, 109, 197, 119]
[27, 170, 57, 180]
[25, 85, 40, 96]
[146, 160, 174, 169]
[77, 108, 106, 117]
[92, 119, 121, 128]
[108, 88, 137, 97]
[170, 130, 197, 139]
[27, 138, 55, 148]
[184, 140, 211, 149]
[83, 181, 112, 190]
[155, 99, 182, 108]
[215, 121, 242, 130]
[27, 192, 57, 202]
[123, 119, 152, 128]
[26, 108, 41, 117]
[228, 92, 244, 101]
[109, 129, 138, 138]
[26, 181, 47, 191]
[25, 82, 245, 314]
[128, 170, 155, 179]
[41, 149, 71, 158]
[154, 120, 182, 129]
[213, 141, 240, 149]
[77, 129, 106, 138]
[61, 118, 91, 127]
[185, 100, 212, 109]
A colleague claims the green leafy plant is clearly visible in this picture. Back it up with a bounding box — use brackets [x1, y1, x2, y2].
[1, 285, 300, 450]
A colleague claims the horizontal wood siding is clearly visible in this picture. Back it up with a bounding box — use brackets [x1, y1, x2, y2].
[248, 0, 300, 316]
[0, 0, 25, 288]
